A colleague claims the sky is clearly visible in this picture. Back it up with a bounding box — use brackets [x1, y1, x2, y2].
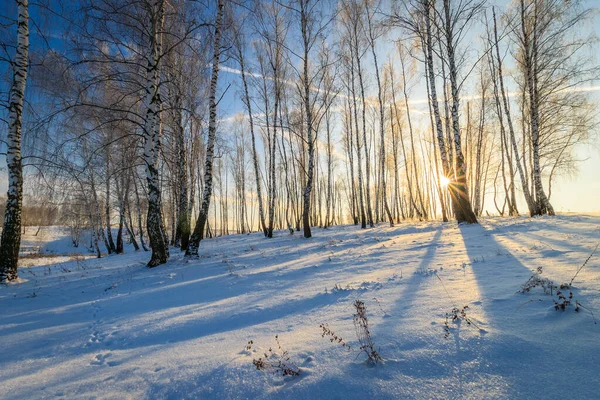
[0, 0, 599, 215]
[212, 0, 600, 213]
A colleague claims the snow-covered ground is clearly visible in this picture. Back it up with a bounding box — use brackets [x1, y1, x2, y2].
[1, 215, 599, 399]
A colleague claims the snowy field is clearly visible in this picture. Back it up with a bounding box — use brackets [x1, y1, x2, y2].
[1, 215, 599, 399]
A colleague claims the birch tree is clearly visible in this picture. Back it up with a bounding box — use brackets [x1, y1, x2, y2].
[437, 0, 481, 224]
[186, 0, 225, 257]
[285, 0, 335, 238]
[511, 0, 596, 216]
[232, 14, 268, 236]
[363, 0, 393, 226]
[0, 0, 29, 281]
[142, 0, 170, 266]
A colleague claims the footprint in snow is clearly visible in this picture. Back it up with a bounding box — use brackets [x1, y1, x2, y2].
[86, 330, 107, 347]
[90, 352, 112, 365]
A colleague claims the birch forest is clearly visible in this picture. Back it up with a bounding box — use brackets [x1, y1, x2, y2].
[0, 0, 597, 281]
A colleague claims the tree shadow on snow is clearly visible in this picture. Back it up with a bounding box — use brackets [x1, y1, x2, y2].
[456, 221, 600, 399]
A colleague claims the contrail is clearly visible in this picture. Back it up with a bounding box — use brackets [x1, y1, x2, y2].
[221, 65, 600, 123]
[221, 64, 428, 114]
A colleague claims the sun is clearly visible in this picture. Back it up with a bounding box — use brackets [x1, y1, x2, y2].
[440, 176, 451, 187]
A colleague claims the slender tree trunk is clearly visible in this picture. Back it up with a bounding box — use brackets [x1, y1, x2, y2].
[0, 0, 29, 281]
[301, 2, 314, 238]
[132, 171, 149, 251]
[354, 29, 374, 227]
[324, 108, 333, 228]
[520, 0, 554, 216]
[175, 108, 190, 250]
[398, 48, 427, 219]
[349, 39, 367, 229]
[117, 175, 139, 251]
[422, 51, 448, 222]
[345, 97, 358, 224]
[235, 32, 267, 236]
[389, 103, 404, 221]
[474, 82, 485, 216]
[116, 213, 124, 254]
[105, 154, 116, 252]
[492, 8, 534, 217]
[365, 9, 393, 226]
[186, 0, 224, 256]
[90, 172, 111, 254]
[424, 2, 451, 194]
[88, 206, 102, 258]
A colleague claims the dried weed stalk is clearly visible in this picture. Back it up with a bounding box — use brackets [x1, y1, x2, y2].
[251, 335, 300, 377]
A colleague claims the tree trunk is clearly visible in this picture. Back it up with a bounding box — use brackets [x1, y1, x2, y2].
[105, 156, 116, 253]
[0, 0, 29, 281]
[143, 0, 169, 267]
[186, 0, 224, 257]
[175, 109, 190, 250]
[133, 170, 149, 251]
[349, 38, 367, 229]
[354, 28, 374, 228]
[301, 1, 314, 238]
[366, 8, 393, 226]
[521, 0, 554, 216]
[443, 0, 477, 224]
[235, 30, 267, 236]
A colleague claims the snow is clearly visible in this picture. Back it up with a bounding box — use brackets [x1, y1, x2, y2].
[1, 215, 600, 399]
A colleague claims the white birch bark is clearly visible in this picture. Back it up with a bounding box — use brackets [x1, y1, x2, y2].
[520, 0, 555, 216]
[442, 0, 477, 223]
[0, 0, 29, 281]
[186, 0, 224, 256]
[301, 0, 314, 238]
[143, 0, 169, 266]
[364, 0, 393, 226]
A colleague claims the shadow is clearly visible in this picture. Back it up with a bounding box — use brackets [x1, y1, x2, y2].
[457, 220, 600, 399]
[5, 218, 599, 399]
[376, 228, 444, 337]
[459, 223, 534, 305]
[521, 231, 597, 255]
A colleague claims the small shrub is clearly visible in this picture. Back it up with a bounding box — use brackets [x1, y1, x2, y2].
[251, 335, 300, 377]
[517, 267, 556, 295]
[517, 243, 599, 323]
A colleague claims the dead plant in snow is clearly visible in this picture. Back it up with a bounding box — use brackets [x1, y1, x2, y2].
[517, 243, 598, 323]
[251, 335, 300, 377]
[517, 267, 557, 295]
[353, 300, 383, 363]
[320, 300, 382, 364]
[436, 273, 485, 339]
[443, 306, 482, 339]
[320, 323, 352, 351]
